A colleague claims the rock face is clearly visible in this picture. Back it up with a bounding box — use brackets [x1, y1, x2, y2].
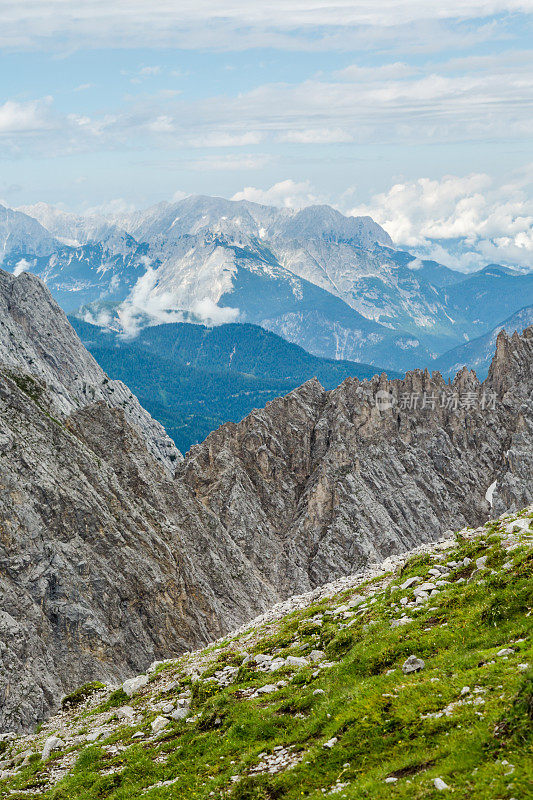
[0, 268, 531, 733]
[0, 204, 58, 258]
[0, 382, 279, 732]
[0, 268, 180, 469]
[180, 326, 533, 590]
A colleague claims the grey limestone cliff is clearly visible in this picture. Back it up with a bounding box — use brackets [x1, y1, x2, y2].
[180, 328, 532, 590]
[0, 269, 181, 469]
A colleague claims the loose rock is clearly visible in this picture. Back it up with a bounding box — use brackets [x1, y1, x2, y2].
[402, 655, 425, 674]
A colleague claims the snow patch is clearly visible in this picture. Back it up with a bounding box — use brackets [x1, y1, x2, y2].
[485, 480, 497, 507]
[395, 338, 420, 350]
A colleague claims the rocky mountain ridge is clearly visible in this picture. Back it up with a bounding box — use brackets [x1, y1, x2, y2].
[0, 273, 531, 734]
[0, 205, 58, 260]
[0, 268, 180, 469]
[179, 326, 533, 587]
[432, 304, 533, 380]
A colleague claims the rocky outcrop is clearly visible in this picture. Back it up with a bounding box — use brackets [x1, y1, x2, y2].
[180, 327, 533, 591]
[0, 381, 276, 732]
[0, 268, 531, 733]
[0, 269, 180, 469]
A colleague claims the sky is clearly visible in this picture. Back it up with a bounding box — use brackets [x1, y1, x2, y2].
[1, 1, 532, 269]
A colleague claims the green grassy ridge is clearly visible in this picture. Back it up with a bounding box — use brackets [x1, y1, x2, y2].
[1, 511, 531, 800]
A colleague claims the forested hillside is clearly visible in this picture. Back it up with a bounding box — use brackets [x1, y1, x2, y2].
[71, 319, 397, 452]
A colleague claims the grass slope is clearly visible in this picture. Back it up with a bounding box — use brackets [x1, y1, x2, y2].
[0, 509, 531, 800]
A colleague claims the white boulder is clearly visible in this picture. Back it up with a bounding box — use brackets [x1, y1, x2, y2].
[42, 736, 64, 761]
[122, 674, 149, 697]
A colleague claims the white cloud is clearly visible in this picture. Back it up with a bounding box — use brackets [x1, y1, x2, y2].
[128, 51, 531, 148]
[335, 62, 417, 81]
[117, 266, 183, 336]
[192, 131, 264, 148]
[0, 98, 54, 134]
[349, 171, 533, 270]
[84, 198, 138, 217]
[116, 265, 239, 337]
[147, 115, 175, 133]
[13, 258, 32, 277]
[279, 128, 353, 144]
[122, 65, 165, 84]
[171, 189, 188, 202]
[232, 179, 327, 208]
[190, 297, 239, 325]
[82, 307, 114, 327]
[189, 153, 272, 171]
[138, 65, 161, 76]
[1, 45, 531, 159]
[1, 1, 530, 52]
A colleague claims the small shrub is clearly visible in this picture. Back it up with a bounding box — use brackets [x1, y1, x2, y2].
[514, 551, 533, 579]
[235, 665, 258, 684]
[8, 372, 43, 404]
[298, 620, 322, 637]
[278, 693, 313, 715]
[493, 671, 533, 745]
[92, 773, 122, 795]
[61, 681, 106, 711]
[399, 553, 431, 577]
[325, 630, 357, 659]
[72, 745, 103, 773]
[20, 777, 48, 791]
[191, 680, 219, 708]
[98, 688, 129, 711]
[231, 774, 282, 800]
[197, 709, 225, 732]
[481, 584, 530, 625]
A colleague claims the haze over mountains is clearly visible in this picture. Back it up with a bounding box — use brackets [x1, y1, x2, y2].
[2, 196, 532, 378]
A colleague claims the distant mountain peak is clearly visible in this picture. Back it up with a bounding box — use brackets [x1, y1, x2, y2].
[0, 204, 58, 258]
[273, 203, 393, 246]
[2, 194, 531, 375]
[107, 194, 393, 249]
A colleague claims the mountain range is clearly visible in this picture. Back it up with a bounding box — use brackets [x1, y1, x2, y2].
[2, 196, 532, 376]
[0, 265, 531, 732]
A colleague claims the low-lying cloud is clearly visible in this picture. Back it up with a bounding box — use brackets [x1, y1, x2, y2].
[110, 265, 239, 337]
[13, 257, 32, 276]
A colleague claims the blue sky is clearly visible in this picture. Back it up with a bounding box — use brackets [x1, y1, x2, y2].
[1, 1, 532, 268]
